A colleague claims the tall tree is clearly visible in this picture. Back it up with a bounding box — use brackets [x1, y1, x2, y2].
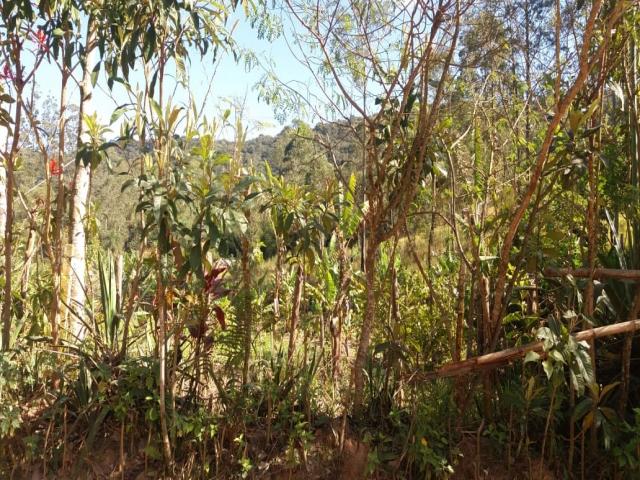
[286, 0, 464, 409]
[66, 15, 98, 339]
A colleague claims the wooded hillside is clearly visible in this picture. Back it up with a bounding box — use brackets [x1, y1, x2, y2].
[0, 0, 639, 478]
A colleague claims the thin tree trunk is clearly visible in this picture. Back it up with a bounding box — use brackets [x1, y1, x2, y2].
[480, 275, 493, 420]
[241, 236, 253, 385]
[453, 261, 467, 424]
[274, 235, 283, 324]
[619, 286, 640, 414]
[0, 158, 6, 257]
[20, 225, 38, 307]
[454, 262, 466, 362]
[2, 45, 23, 350]
[353, 238, 377, 411]
[156, 265, 172, 462]
[67, 16, 98, 340]
[49, 67, 69, 346]
[480, 275, 491, 352]
[584, 96, 601, 455]
[427, 174, 436, 270]
[489, 0, 615, 340]
[331, 234, 349, 380]
[287, 263, 304, 365]
[0, 152, 6, 333]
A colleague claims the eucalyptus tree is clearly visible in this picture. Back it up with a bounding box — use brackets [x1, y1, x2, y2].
[65, 7, 97, 339]
[285, 0, 466, 409]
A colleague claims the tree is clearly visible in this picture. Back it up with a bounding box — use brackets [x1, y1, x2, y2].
[66, 13, 98, 339]
[285, 0, 464, 409]
[0, 1, 47, 349]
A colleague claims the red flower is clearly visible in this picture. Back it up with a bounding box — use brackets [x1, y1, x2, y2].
[49, 159, 63, 176]
[33, 29, 48, 52]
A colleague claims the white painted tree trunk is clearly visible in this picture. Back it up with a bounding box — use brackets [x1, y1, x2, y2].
[68, 18, 97, 341]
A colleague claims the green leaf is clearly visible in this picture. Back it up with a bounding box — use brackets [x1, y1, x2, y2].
[167, 107, 182, 131]
[572, 398, 593, 422]
[110, 105, 130, 125]
[91, 62, 101, 88]
[524, 351, 541, 364]
[143, 25, 157, 62]
[599, 382, 620, 402]
[149, 98, 162, 122]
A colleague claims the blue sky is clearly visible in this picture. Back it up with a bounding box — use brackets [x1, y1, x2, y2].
[30, 8, 314, 139]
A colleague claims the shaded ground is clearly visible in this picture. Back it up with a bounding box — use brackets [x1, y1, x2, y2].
[7, 421, 559, 479]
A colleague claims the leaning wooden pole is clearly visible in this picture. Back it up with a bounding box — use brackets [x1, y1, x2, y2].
[544, 267, 640, 281]
[413, 319, 640, 381]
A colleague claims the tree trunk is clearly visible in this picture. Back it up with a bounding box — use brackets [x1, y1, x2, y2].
[2, 52, 22, 350]
[352, 238, 377, 411]
[427, 174, 436, 270]
[49, 66, 70, 346]
[489, 0, 611, 340]
[0, 161, 6, 256]
[454, 262, 466, 362]
[156, 265, 172, 462]
[287, 263, 304, 365]
[0, 157, 6, 334]
[241, 236, 253, 385]
[273, 235, 283, 324]
[19, 225, 38, 308]
[584, 112, 600, 455]
[331, 235, 349, 380]
[415, 319, 640, 380]
[619, 286, 640, 414]
[67, 17, 98, 340]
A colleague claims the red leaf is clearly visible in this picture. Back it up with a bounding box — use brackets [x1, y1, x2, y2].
[204, 263, 229, 297]
[0, 63, 11, 80]
[213, 305, 226, 330]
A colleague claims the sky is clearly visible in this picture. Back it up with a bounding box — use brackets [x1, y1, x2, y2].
[25, 7, 315, 140]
